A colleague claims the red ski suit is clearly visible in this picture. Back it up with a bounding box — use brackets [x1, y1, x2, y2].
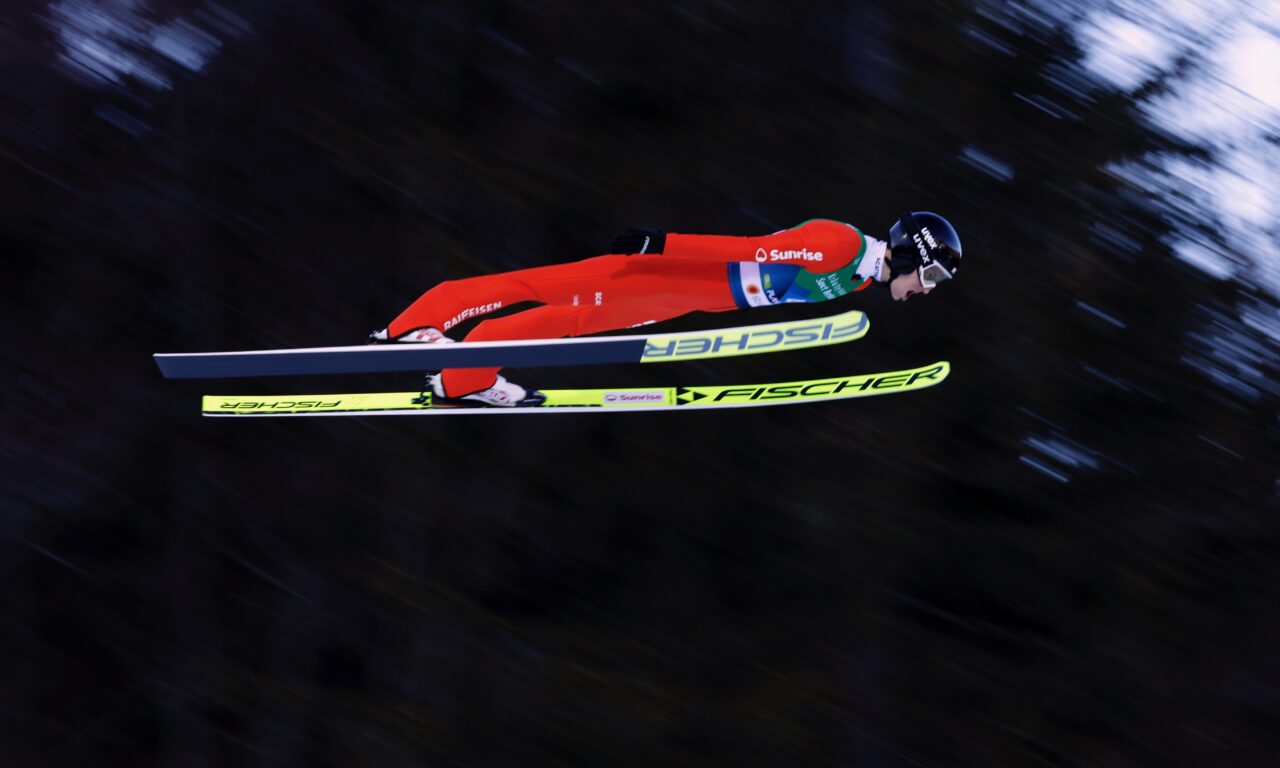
[387, 219, 879, 396]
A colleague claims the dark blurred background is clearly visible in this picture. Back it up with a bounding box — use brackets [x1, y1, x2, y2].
[4, 0, 1279, 765]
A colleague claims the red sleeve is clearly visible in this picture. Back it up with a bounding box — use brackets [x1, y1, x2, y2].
[663, 219, 863, 272]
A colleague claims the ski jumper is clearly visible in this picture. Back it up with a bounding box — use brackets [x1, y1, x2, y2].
[386, 219, 887, 396]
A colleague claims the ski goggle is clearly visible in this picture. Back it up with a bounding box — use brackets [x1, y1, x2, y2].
[919, 260, 954, 289]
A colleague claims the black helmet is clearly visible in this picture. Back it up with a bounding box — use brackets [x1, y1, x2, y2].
[887, 211, 962, 288]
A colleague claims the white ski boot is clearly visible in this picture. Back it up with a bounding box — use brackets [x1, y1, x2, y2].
[424, 373, 545, 407]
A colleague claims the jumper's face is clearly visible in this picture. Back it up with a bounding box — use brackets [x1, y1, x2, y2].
[890, 269, 932, 301]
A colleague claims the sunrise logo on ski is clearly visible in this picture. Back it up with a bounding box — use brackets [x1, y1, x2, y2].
[201, 362, 950, 417]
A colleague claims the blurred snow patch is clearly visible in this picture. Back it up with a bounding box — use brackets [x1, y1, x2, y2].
[1030, 0, 1280, 309]
[151, 19, 219, 71]
[1173, 240, 1234, 281]
[959, 145, 1014, 181]
[1222, 28, 1280, 111]
[1078, 13, 1178, 91]
[1184, 303, 1280, 402]
[1020, 430, 1106, 482]
[50, 0, 244, 89]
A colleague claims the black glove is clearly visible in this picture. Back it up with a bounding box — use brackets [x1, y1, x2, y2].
[608, 226, 666, 255]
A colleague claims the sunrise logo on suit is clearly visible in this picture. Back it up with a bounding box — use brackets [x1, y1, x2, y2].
[756, 247, 823, 263]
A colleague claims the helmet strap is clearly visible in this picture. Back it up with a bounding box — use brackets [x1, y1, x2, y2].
[887, 211, 922, 282]
[888, 252, 918, 280]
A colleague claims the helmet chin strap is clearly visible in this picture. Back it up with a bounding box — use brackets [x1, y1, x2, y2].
[883, 250, 922, 288]
[885, 211, 922, 284]
[887, 253, 917, 281]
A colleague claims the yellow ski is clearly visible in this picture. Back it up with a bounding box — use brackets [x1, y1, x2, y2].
[202, 361, 949, 416]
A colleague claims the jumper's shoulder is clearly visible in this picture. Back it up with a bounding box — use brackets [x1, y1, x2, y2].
[787, 219, 865, 270]
[794, 217, 856, 228]
[792, 218, 863, 237]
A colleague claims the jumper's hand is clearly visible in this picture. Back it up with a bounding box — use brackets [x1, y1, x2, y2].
[608, 227, 666, 255]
